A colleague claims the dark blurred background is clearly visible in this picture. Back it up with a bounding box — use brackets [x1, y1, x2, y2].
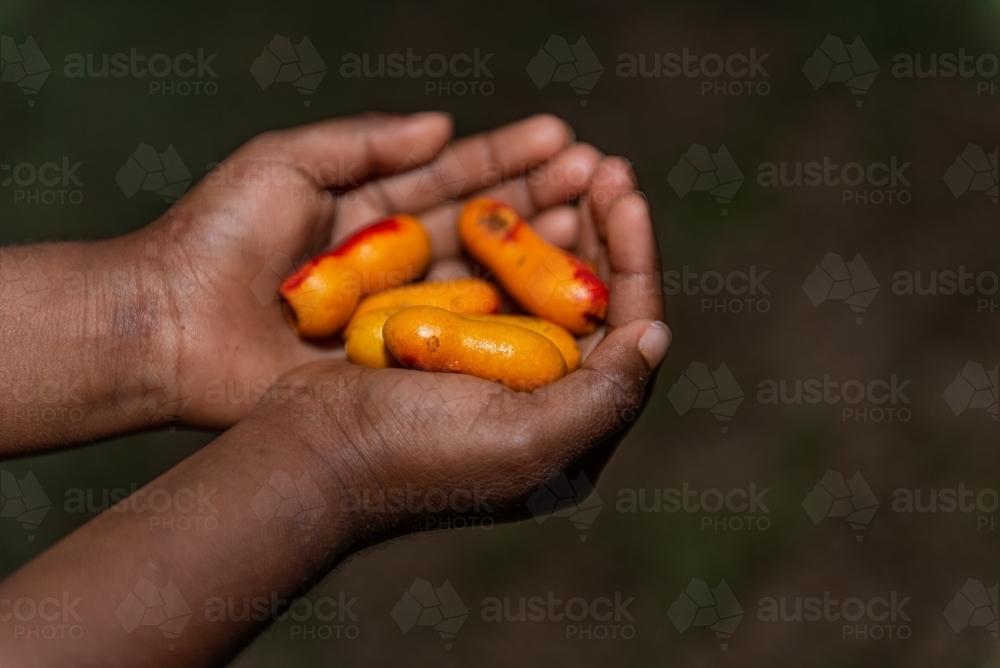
[1, 1, 997, 665]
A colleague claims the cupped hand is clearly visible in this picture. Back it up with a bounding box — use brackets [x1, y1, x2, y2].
[140, 112, 602, 428]
[0, 133, 667, 668]
[245, 157, 668, 543]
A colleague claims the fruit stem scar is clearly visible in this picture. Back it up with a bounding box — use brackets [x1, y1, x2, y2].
[483, 212, 510, 233]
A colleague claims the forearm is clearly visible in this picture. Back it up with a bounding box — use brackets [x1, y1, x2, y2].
[0, 236, 176, 455]
[0, 407, 354, 667]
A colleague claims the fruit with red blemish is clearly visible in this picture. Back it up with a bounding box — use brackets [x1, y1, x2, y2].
[458, 197, 608, 335]
[279, 215, 431, 338]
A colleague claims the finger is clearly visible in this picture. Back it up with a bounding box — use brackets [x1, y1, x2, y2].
[481, 142, 600, 216]
[585, 156, 637, 242]
[247, 112, 453, 192]
[604, 194, 664, 328]
[528, 206, 579, 249]
[524, 319, 670, 470]
[576, 195, 603, 266]
[576, 157, 634, 271]
[358, 114, 574, 215]
[420, 143, 601, 259]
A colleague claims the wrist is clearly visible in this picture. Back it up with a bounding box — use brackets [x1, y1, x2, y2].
[104, 230, 190, 427]
[0, 236, 181, 451]
[243, 375, 363, 547]
[252, 362, 474, 546]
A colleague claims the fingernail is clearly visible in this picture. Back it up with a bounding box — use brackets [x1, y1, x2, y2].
[638, 321, 671, 369]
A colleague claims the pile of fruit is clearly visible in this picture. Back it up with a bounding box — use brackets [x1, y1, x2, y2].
[279, 198, 609, 391]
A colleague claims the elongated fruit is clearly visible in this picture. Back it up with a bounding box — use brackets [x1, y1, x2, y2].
[383, 306, 567, 391]
[347, 277, 501, 329]
[462, 314, 580, 371]
[343, 308, 401, 369]
[346, 309, 580, 371]
[458, 197, 608, 335]
[280, 215, 431, 338]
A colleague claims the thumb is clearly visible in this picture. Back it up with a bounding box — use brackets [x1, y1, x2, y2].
[525, 318, 671, 469]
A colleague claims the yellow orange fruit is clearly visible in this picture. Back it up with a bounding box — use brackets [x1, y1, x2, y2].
[280, 215, 431, 338]
[462, 313, 580, 371]
[383, 306, 567, 391]
[347, 277, 501, 329]
[344, 308, 401, 369]
[458, 197, 608, 335]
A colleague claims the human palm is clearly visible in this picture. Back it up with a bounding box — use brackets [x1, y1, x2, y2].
[242, 144, 666, 536]
[141, 113, 660, 434]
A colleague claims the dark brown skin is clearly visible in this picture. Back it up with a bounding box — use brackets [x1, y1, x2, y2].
[0, 112, 598, 450]
[0, 113, 669, 667]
